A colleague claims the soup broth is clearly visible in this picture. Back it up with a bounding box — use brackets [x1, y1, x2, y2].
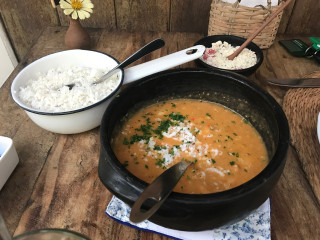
[111, 99, 268, 194]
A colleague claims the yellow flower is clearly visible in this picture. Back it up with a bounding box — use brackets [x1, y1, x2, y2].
[59, 0, 94, 20]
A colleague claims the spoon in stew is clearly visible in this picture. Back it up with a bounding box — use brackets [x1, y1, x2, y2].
[129, 160, 192, 223]
[66, 38, 165, 90]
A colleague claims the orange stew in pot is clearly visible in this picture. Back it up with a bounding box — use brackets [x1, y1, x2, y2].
[111, 99, 268, 194]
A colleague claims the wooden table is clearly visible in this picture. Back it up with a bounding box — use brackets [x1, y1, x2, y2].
[1, 27, 319, 239]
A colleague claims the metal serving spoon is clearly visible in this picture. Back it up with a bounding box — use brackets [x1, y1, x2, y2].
[67, 38, 165, 90]
[129, 160, 192, 223]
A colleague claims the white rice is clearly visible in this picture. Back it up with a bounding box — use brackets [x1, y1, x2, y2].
[18, 66, 121, 112]
[201, 41, 257, 70]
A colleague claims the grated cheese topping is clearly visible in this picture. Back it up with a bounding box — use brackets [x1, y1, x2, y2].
[201, 41, 257, 70]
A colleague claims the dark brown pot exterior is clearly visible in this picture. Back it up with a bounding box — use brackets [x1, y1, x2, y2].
[99, 69, 290, 231]
[65, 18, 91, 50]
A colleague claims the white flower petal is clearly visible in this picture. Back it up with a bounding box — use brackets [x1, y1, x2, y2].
[81, 10, 91, 18]
[64, 9, 74, 15]
[59, 0, 71, 8]
[82, 2, 94, 9]
[71, 11, 78, 19]
[78, 11, 86, 20]
[82, 0, 92, 4]
[82, 7, 93, 13]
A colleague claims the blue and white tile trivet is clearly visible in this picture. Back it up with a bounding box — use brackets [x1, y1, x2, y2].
[106, 196, 270, 240]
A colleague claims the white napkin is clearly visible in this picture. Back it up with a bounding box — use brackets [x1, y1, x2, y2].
[222, 0, 279, 7]
[106, 196, 271, 240]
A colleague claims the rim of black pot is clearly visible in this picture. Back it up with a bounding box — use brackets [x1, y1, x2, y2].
[100, 68, 289, 205]
[10, 50, 124, 116]
[194, 35, 264, 75]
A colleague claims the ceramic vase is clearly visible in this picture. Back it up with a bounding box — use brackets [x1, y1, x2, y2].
[65, 17, 91, 49]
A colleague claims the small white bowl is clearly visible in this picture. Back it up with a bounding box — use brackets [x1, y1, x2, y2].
[0, 136, 19, 191]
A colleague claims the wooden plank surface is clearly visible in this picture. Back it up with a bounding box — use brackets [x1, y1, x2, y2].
[270, 147, 320, 239]
[170, 0, 211, 34]
[285, 0, 320, 34]
[277, 0, 296, 34]
[0, 0, 59, 60]
[1, 27, 320, 240]
[115, 0, 170, 32]
[1, 0, 319, 61]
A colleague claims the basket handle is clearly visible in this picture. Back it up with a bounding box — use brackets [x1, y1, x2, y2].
[232, 0, 240, 8]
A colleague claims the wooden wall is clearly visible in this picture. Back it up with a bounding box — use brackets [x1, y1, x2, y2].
[0, 0, 319, 61]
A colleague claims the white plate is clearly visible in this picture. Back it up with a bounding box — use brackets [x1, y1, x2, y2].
[318, 113, 320, 144]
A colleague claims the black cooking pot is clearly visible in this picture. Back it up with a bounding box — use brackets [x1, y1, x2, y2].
[98, 68, 289, 231]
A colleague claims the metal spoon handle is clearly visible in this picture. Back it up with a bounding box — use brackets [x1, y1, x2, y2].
[129, 160, 192, 223]
[93, 68, 123, 85]
[93, 38, 165, 85]
[118, 38, 165, 69]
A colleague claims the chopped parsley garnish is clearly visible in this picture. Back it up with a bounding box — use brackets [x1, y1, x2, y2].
[136, 124, 152, 136]
[229, 161, 235, 166]
[154, 119, 172, 138]
[153, 145, 166, 150]
[169, 112, 186, 122]
[169, 148, 175, 156]
[123, 138, 130, 145]
[211, 159, 216, 164]
[122, 161, 129, 167]
[129, 134, 149, 144]
[206, 113, 211, 117]
[171, 103, 176, 107]
[145, 164, 149, 169]
[155, 158, 166, 167]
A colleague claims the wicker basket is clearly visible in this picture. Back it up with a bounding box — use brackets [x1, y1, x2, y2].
[208, 0, 284, 49]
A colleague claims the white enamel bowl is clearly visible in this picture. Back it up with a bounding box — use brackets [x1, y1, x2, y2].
[11, 46, 205, 134]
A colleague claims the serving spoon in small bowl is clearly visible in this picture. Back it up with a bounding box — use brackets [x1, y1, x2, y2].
[66, 38, 165, 90]
[129, 160, 192, 223]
